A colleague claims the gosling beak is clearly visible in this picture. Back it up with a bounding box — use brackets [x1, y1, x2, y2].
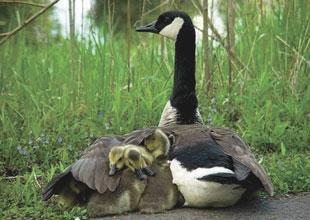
[142, 167, 156, 176]
[136, 21, 159, 33]
[135, 169, 147, 180]
[109, 165, 118, 176]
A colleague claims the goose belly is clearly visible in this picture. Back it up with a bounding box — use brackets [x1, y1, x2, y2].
[170, 159, 246, 207]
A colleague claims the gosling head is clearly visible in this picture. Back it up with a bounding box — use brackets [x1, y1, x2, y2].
[108, 146, 125, 176]
[136, 11, 193, 40]
[144, 129, 170, 159]
[124, 147, 149, 180]
[124, 147, 147, 171]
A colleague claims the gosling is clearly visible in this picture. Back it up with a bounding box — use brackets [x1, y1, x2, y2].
[108, 129, 171, 179]
[88, 129, 180, 216]
[109, 145, 155, 180]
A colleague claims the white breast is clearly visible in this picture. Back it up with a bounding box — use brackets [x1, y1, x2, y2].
[169, 159, 246, 207]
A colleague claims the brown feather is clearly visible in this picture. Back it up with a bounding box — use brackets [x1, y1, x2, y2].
[208, 127, 274, 195]
[71, 136, 123, 194]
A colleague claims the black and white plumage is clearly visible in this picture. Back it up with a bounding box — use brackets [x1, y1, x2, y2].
[136, 11, 203, 127]
[164, 124, 273, 207]
[136, 11, 274, 207]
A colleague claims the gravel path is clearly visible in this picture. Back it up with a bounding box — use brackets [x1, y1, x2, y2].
[93, 193, 310, 220]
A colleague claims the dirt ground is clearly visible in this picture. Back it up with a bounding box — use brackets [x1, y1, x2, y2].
[93, 192, 309, 220]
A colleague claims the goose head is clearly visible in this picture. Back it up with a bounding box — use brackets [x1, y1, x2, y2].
[137, 11, 202, 127]
[136, 11, 193, 40]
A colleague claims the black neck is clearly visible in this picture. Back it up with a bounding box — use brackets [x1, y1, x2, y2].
[170, 24, 198, 124]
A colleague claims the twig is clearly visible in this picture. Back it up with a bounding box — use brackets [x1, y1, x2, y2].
[194, 0, 250, 73]
[276, 35, 310, 67]
[0, 0, 60, 46]
[0, 0, 45, 7]
[206, 16, 249, 72]
[194, 25, 219, 42]
[127, 0, 131, 92]
[0, 32, 10, 37]
[33, 171, 42, 188]
[141, 0, 169, 19]
[203, 0, 211, 96]
[227, 0, 236, 91]
[2, 175, 25, 180]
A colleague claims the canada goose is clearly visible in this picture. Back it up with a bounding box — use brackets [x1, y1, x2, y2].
[87, 162, 179, 217]
[42, 128, 180, 216]
[136, 11, 203, 127]
[43, 124, 273, 212]
[144, 128, 170, 159]
[108, 144, 155, 180]
[136, 11, 273, 207]
[108, 146, 126, 176]
[108, 128, 170, 178]
[87, 129, 179, 216]
[46, 172, 90, 207]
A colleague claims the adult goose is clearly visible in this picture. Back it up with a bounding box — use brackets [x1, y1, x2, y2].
[136, 11, 203, 127]
[43, 124, 273, 211]
[135, 11, 274, 207]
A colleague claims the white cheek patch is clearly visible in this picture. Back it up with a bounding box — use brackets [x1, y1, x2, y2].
[159, 17, 184, 40]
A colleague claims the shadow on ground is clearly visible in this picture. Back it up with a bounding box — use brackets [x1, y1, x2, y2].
[93, 193, 309, 220]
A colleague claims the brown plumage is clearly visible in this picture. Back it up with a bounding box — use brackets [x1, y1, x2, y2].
[42, 124, 273, 214]
[87, 161, 180, 217]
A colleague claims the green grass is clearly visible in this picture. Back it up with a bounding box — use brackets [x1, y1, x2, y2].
[1, 1, 309, 219]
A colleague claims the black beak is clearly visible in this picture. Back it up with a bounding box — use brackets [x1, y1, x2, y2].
[136, 21, 159, 33]
[135, 169, 147, 180]
[109, 165, 118, 176]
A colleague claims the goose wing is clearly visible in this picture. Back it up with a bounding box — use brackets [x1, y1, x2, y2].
[122, 127, 157, 145]
[161, 124, 273, 195]
[71, 136, 123, 194]
[43, 127, 158, 200]
[42, 136, 124, 200]
[71, 128, 156, 194]
[209, 127, 274, 196]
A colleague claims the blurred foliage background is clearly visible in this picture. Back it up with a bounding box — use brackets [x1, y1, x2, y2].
[0, 0, 309, 218]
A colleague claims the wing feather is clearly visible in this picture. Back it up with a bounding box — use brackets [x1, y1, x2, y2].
[209, 128, 274, 196]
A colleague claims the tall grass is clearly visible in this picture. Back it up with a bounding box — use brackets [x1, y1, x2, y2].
[0, 1, 309, 218]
